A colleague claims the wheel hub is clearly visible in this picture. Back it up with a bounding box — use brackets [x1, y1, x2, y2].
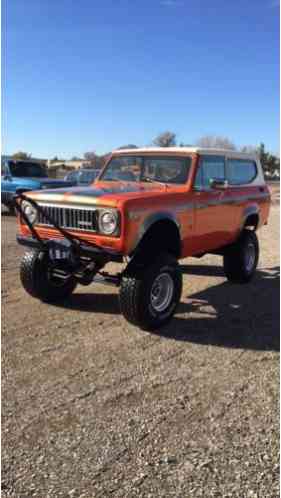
[244, 242, 255, 273]
[150, 272, 174, 313]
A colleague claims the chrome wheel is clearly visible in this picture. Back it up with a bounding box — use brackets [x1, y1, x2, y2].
[150, 272, 174, 313]
[244, 242, 256, 273]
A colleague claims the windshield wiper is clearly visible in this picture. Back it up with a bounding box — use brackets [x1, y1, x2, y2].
[142, 176, 168, 186]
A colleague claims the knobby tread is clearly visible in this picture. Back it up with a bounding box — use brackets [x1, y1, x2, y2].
[20, 250, 42, 298]
[20, 249, 77, 302]
[223, 230, 259, 284]
[119, 275, 142, 326]
[119, 253, 182, 330]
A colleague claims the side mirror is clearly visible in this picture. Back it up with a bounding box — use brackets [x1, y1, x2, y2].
[209, 178, 228, 189]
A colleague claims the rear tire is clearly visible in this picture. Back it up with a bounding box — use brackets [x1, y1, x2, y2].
[223, 230, 259, 283]
[8, 203, 16, 215]
[119, 253, 182, 330]
[20, 249, 77, 302]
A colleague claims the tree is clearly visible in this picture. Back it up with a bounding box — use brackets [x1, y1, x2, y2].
[117, 144, 138, 150]
[258, 143, 267, 167]
[99, 153, 111, 168]
[196, 135, 236, 150]
[84, 151, 97, 168]
[238, 142, 280, 177]
[12, 151, 32, 160]
[257, 143, 280, 176]
[240, 145, 259, 154]
[84, 151, 96, 162]
[152, 131, 177, 147]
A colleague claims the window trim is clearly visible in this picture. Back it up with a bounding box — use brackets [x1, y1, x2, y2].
[101, 155, 192, 185]
[193, 154, 226, 191]
[142, 156, 192, 185]
[226, 158, 258, 186]
[2, 160, 11, 177]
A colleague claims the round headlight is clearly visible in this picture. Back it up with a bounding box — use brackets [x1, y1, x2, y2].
[22, 200, 38, 225]
[99, 210, 118, 235]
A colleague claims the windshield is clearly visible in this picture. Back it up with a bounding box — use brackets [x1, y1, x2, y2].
[100, 155, 192, 185]
[80, 170, 99, 183]
[9, 160, 47, 178]
[65, 171, 78, 181]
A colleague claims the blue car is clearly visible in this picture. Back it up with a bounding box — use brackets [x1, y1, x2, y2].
[1, 158, 74, 213]
[64, 168, 101, 186]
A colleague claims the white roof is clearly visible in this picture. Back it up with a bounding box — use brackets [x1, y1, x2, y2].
[112, 147, 258, 160]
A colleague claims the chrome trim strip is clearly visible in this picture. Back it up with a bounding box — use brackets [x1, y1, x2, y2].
[37, 202, 98, 211]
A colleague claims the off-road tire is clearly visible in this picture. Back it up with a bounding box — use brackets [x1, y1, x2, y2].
[8, 203, 16, 215]
[119, 253, 182, 330]
[20, 249, 77, 302]
[223, 230, 259, 284]
[1, 202, 15, 215]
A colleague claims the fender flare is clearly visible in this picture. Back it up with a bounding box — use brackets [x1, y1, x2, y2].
[131, 211, 181, 255]
[241, 204, 260, 230]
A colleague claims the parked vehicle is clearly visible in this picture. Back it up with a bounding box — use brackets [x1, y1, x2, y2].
[1, 158, 75, 213]
[16, 147, 271, 330]
[64, 169, 101, 186]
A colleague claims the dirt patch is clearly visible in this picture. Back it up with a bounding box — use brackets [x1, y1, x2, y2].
[268, 181, 280, 205]
[2, 207, 279, 498]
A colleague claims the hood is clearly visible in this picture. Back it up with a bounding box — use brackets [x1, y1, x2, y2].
[13, 176, 74, 189]
[28, 181, 170, 205]
[39, 178, 74, 188]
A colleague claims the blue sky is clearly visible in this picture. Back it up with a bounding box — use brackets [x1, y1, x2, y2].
[2, 0, 280, 158]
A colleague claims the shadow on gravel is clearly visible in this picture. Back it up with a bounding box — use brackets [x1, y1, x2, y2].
[180, 264, 225, 277]
[158, 266, 280, 352]
[58, 266, 279, 352]
[58, 292, 120, 314]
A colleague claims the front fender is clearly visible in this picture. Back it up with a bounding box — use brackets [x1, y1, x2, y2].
[130, 211, 181, 254]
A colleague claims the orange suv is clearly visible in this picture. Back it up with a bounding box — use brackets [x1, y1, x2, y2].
[16, 147, 271, 330]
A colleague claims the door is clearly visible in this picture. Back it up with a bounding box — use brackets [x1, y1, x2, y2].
[1, 160, 14, 204]
[192, 154, 234, 253]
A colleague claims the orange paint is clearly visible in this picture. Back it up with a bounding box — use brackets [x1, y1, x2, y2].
[18, 150, 271, 258]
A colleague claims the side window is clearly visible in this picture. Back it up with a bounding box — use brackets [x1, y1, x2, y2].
[194, 155, 225, 189]
[226, 159, 257, 185]
[69, 171, 79, 182]
[1, 160, 9, 177]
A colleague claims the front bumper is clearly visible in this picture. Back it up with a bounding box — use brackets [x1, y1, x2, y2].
[15, 193, 123, 263]
[17, 235, 123, 262]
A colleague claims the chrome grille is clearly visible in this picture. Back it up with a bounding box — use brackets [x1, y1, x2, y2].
[37, 204, 97, 232]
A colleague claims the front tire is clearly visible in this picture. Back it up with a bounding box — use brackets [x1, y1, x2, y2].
[119, 253, 182, 331]
[223, 230, 259, 283]
[20, 249, 77, 302]
[8, 203, 16, 215]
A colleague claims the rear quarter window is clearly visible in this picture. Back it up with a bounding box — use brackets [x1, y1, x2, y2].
[226, 159, 257, 185]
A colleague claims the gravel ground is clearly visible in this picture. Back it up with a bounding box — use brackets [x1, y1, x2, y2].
[2, 204, 279, 498]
